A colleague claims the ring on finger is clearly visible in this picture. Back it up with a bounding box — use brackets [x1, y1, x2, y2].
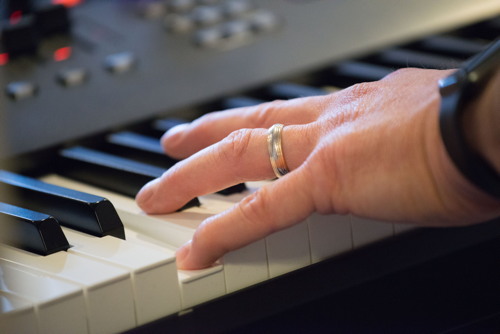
[267, 123, 289, 178]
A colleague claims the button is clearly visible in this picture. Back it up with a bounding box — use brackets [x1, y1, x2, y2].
[197, 0, 219, 4]
[222, 20, 251, 40]
[164, 14, 195, 33]
[0, 53, 9, 66]
[193, 27, 223, 47]
[222, 0, 253, 18]
[35, 4, 71, 36]
[6, 0, 35, 16]
[249, 10, 279, 32]
[104, 52, 136, 74]
[137, 1, 166, 19]
[166, 0, 195, 13]
[6, 81, 38, 100]
[57, 68, 88, 87]
[1, 16, 39, 57]
[191, 6, 223, 26]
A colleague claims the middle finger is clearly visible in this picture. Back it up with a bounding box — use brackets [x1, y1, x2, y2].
[137, 124, 317, 213]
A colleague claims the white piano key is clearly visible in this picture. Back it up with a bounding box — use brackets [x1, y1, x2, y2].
[217, 180, 311, 279]
[62, 227, 181, 324]
[265, 221, 311, 278]
[221, 239, 267, 293]
[0, 291, 38, 334]
[123, 229, 226, 308]
[41, 175, 227, 307]
[40, 175, 216, 247]
[123, 227, 178, 253]
[0, 259, 87, 334]
[107, 205, 228, 308]
[41, 174, 269, 295]
[0, 244, 136, 334]
[308, 213, 353, 263]
[199, 191, 271, 291]
[350, 215, 395, 248]
[178, 266, 226, 309]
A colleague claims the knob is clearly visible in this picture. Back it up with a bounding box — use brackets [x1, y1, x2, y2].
[6, 0, 35, 18]
[35, 4, 72, 36]
[1, 16, 40, 57]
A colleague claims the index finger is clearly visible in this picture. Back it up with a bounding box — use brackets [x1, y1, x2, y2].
[175, 167, 316, 270]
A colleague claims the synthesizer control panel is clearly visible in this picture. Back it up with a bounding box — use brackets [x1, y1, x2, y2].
[1, 0, 500, 159]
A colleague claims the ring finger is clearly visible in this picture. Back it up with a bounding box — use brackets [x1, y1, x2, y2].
[162, 96, 329, 159]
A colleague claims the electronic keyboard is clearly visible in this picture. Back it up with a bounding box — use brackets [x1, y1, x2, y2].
[1, 1, 500, 333]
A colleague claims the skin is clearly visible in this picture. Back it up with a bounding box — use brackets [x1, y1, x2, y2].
[136, 68, 500, 270]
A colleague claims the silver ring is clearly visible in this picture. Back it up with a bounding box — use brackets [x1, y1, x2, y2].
[267, 123, 289, 178]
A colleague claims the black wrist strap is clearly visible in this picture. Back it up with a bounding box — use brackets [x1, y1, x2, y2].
[439, 39, 500, 198]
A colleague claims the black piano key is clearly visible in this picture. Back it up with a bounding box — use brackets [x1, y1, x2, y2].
[0, 170, 126, 239]
[331, 61, 394, 86]
[217, 183, 248, 195]
[107, 132, 248, 196]
[141, 117, 188, 139]
[410, 35, 489, 59]
[58, 146, 201, 209]
[461, 17, 500, 41]
[487, 16, 500, 32]
[105, 131, 179, 168]
[0, 202, 70, 256]
[153, 118, 188, 133]
[369, 48, 463, 69]
[221, 96, 265, 109]
[266, 82, 329, 99]
[109, 131, 165, 154]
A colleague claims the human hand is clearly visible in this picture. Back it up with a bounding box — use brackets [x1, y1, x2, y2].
[136, 68, 500, 270]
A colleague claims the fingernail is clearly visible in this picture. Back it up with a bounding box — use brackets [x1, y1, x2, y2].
[167, 123, 189, 136]
[135, 178, 159, 209]
[163, 123, 189, 142]
[161, 123, 189, 153]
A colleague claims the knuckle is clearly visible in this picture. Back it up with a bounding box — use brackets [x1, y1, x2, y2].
[347, 81, 378, 98]
[238, 188, 277, 234]
[306, 137, 349, 215]
[252, 100, 285, 127]
[320, 82, 380, 126]
[218, 128, 254, 164]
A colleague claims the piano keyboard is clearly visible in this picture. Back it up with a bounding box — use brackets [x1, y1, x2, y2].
[1, 15, 500, 334]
